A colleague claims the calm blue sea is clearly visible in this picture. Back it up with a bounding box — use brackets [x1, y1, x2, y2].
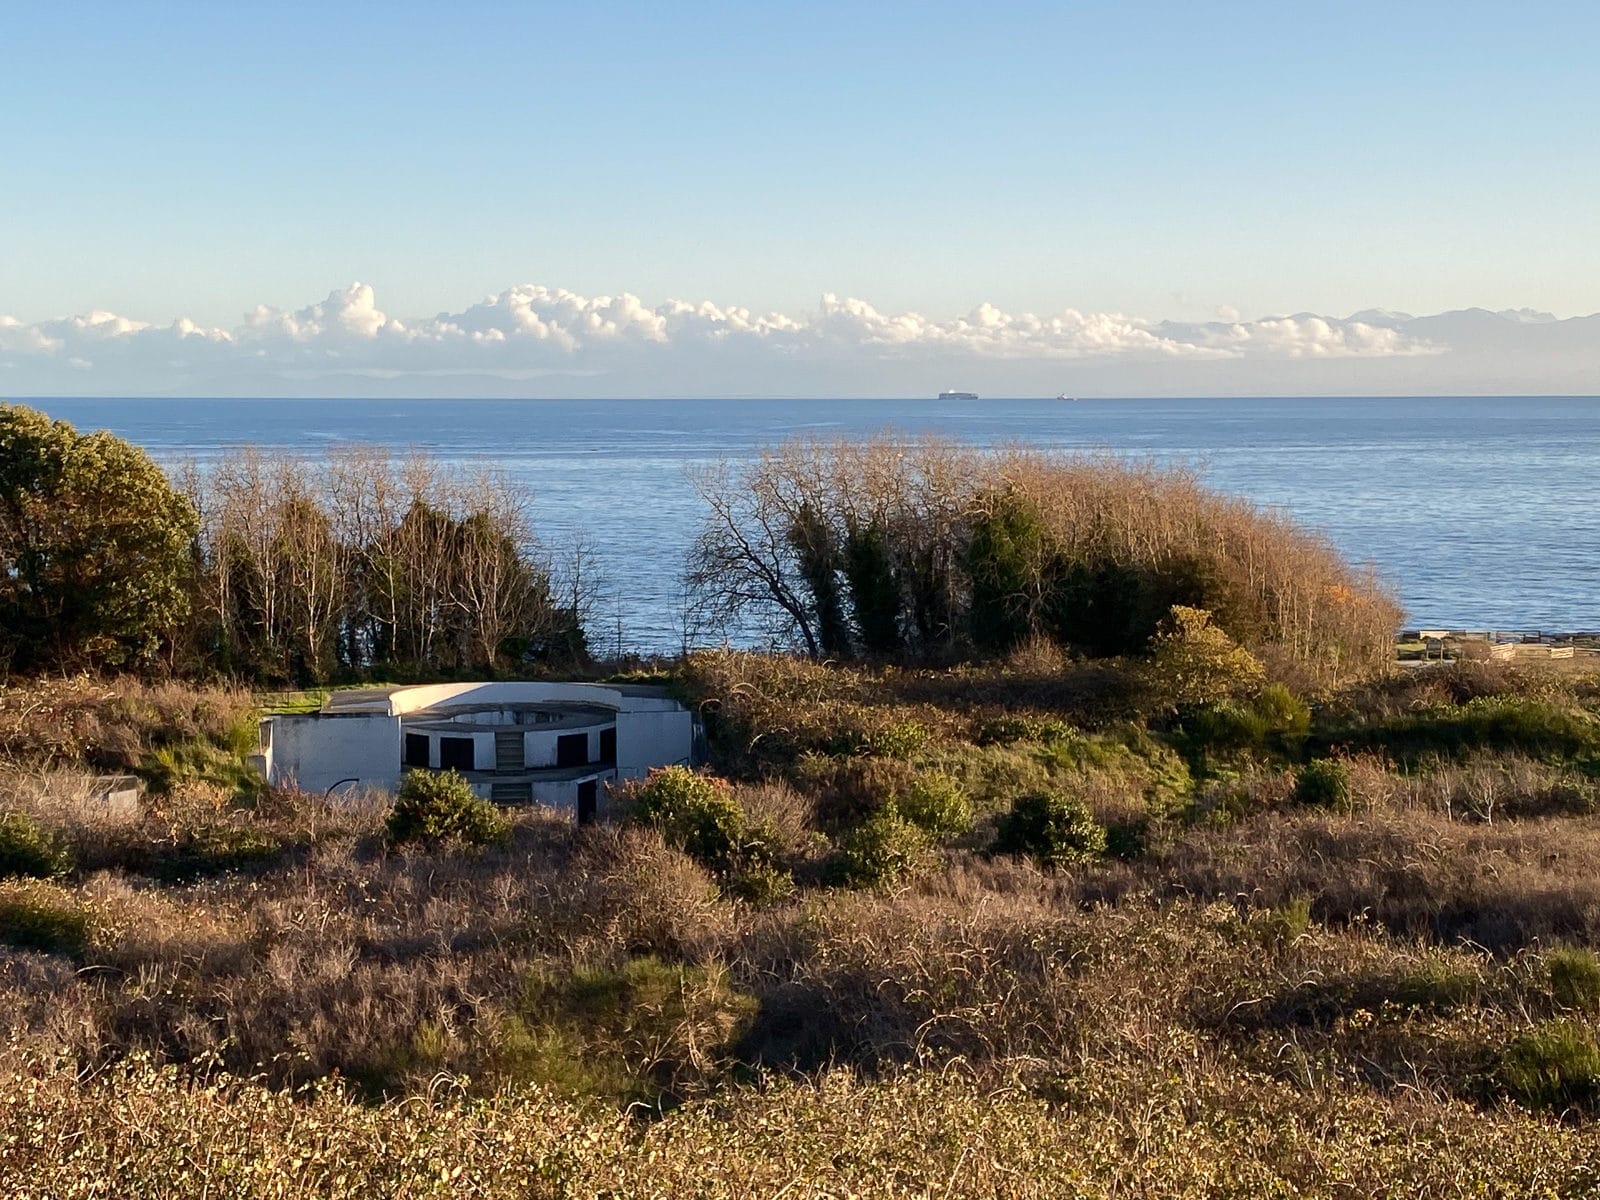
[22, 396, 1600, 650]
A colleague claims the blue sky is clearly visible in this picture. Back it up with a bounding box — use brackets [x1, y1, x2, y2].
[3, 2, 1599, 396]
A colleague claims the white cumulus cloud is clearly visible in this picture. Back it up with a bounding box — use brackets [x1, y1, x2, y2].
[3, 281, 1593, 397]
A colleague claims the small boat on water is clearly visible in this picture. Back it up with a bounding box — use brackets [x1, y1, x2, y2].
[1057, 393, 1078, 401]
[938, 390, 978, 400]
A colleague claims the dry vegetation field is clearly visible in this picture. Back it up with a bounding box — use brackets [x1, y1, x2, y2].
[4, 651, 1600, 1196]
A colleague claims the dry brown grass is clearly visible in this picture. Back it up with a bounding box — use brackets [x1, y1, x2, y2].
[1114, 809, 1600, 951]
[7, 1047, 1599, 1199]
[0, 807, 749, 1099]
[6, 652, 1600, 1191]
[7, 775, 1600, 1191]
[1345, 751, 1599, 820]
[0, 676, 255, 773]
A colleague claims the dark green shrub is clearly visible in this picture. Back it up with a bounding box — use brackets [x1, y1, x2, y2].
[792, 753, 917, 830]
[1192, 769, 1295, 828]
[386, 770, 510, 847]
[1269, 961, 1479, 1028]
[1548, 949, 1600, 1013]
[822, 715, 930, 760]
[991, 790, 1107, 869]
[1452, 697, 1600, 758]
[363, 954, 760, 1105]
[1498, 1021, 1600, 1110]
[865, 720, 930, 761]
[965, 488, 1050, 654]
[1253, 684, 1313, 746]
[139, 733, 265, 800]
[718, 818, 795, 906]
[787, 501, 851, 659]
[0, 882, 89, 956]
[1102, 818, 1150, 860]
[629, 766, 745, 872]
[629, 767, 794, 900]
[721, 859, 795, 906]
[1294, 758, 1352, 812]
[829, 807, 929, 889]
[896, 772, 972, 842]
[843, 517, 902, 657]
[0, 812, 74, 880]
[1183, 684, 1310, 758]
[1325, 697, 1600, 764]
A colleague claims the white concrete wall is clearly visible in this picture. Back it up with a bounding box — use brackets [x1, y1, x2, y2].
[439, 709, 520, 727]
[521, 722, 611, 768]
[266, 713, 400, 794]
[387, 681, 631, 715]
[265, 682, 694, 801]
[615, 709, 694, 780]
[528, 771, 610, 811]
[460, 769, 613, 811]
[407, 728, 495, 771]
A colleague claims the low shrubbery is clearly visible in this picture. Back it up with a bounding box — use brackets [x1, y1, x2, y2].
[1181, 683, 1311, 760]
[828, 806, 930, 888]
[1189, 766, 1296, 828]
[893, 771, 973, 843]
[1497, 1020, 1600, 1110]
[386, 770, 510, 847]
[493, 956, 757, 1107]
[9, 578, 1600, 1191]
[16, 1048, 1600, 1199]
[0, 880, 90, 955]
[1294, 758, 1353, 811]
[353, 949, 760, 1107]
[1548, 949, 1600, 1013]
[624, 766, 793, 902]
[0, 811, 74, 880]
[991, 790, 1107, 868]
[1325, 696, 1600, 764]
[151, 822, 286, 882]
[973, 712, 1075, 746]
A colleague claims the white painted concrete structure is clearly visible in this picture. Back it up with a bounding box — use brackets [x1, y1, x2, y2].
[258, 682, 695, 820]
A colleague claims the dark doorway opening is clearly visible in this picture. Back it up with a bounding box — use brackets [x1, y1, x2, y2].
[556, 732, 589, 768]
[404, 732, 429, 769]
[599, 726, 617, 764]
[439, 736, 475, 771]
[577, 780, 598, 825]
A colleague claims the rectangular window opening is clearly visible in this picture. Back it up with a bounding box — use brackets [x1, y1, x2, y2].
[404, 732, 429, 769]
[439, 736, 475, 771]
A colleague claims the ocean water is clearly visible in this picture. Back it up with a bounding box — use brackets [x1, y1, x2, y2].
[24, 395, 1600, 650]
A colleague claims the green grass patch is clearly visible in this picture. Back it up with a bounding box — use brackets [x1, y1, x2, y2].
[1497, 1020, 1600, 1110]
[151, 823, 287, 883]
[0, 881, 90, 956]
[0, 811, 74, 880]
[1547, 949, 1600, 1013]
[1321, 697, 1600, 765]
